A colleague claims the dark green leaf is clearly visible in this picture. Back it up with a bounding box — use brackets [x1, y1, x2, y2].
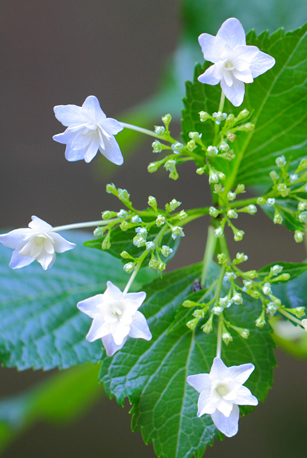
[100, 263, 275, 458]
[258, 261, 307, 281]
[85, 225, 180, 266]
[0, 232, 155, 371]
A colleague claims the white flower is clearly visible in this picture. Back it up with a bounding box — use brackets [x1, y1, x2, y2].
[53, 95, 124, 164]
[77, 281, 152, 356]
[198, 18, 275, 106]
[0, 216, 75, 270]
[187, 357, 258, 437]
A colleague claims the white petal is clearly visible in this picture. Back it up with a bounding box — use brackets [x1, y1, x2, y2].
[77, 294, 104, 318]
[29, 216, 53, 232]
[129, 311, 152, 340]
[233, 45, 259, 64]
[50, 233, 76, 253]
[103, 118, 124, 136]
[64, 145, 87, 161]
[0, 229, 32, 249]
[70, 130, 92, 151]
[198, 65, 221, 86]
[111, 321, 130, 345]
[53, 104, 85, 127]
[250, 50, 275, 78]
[86, 318, 108, 342]
[198, 34, 226, 63]
[228, 363, 255, 384]
[99, 135, 124, 166]
[216, 398, 233, 417]
[233, 68, 253, 84]
[124, 291, 146, 307]
[223, 70, 234, 87]
[82, 96, 106, 122]
[216, 18, 246, 48]
[43, 237, 55, 254]
[221, 77, 245, 107]
[104, 281, 124, 301]
[234, 386, 258, 406]
[198, 393, 216, 416]
[102, 334, 126, 356]
[84, 138, 100, 163]
[210, 357, 228, 380]
[187, 374, 211, 393]
[9, 250, 34, 269]
[211, 404, 240, 437]
[36, 251, 55, 270]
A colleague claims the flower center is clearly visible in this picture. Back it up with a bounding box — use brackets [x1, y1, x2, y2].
[215, 382, 230, 397]
[110, 301, 124, 318]
[224, 61, 234, 71]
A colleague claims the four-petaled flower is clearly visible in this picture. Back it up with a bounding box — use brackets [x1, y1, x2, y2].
[53, 95, 124, 164]
[187, 357, 258, 437]
[0, 216, 75, 270]
[77, 281, 152, 356]
[198, 18, 275, 106]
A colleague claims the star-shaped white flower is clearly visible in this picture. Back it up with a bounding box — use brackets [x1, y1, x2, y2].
[53, 95, 124, 164]
[0, 216, 76, 270]
[77, 281, 152, 356]
[187, 357, 258, 437]
[198, 18, 275, 106]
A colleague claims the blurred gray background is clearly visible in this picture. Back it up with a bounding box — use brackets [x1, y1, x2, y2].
[0, 0, 307, 457]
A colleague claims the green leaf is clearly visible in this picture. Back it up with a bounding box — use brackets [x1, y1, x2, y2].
[100, 263, 275, 458]
[182, 24, 307, 191]
[258, 261, 307, 281]
[85, 225, 180, 267]
[261, 198, 305, 231]
[0, 232, 155, 371]
[0, 364, 102, 453]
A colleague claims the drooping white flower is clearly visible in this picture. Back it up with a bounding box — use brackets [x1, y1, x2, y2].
[198, 18, 275, 106]
[77, 281, 152, 356]
[0, 216, 76, 270]
[53, 95, 124, 164]
[187, 357, 258, 437]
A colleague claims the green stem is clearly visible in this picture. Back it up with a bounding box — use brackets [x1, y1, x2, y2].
[201, 226, 217, 287]
[120, 122, 177, 144]
[216, 315, 223, 358]
[279, 309, 304, 328]
[219, 234, 231, 263]
[52, 219, 120, 232]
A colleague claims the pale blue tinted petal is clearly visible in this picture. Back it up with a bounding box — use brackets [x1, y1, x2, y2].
[83, 138, 100, 163]
[86, 318, 107, 342]
[198, 65, 221, 86]
[125, 291, 146, 307]
[216, 398, 233, 417]
[77, 294, 104, 318]
[99, 135, 124, 165]
[198, 34, 225, 63]
[29, 215, 53, 232]
[187, 374, 211, 393]
[103, 118, 124, 135]
[9, 250, 34, 269]
[0, 229, 31, 249]
[233, 45, 259, 63]
[104, 281, 123, 301]
[234, 386, 258, 406]
[129, 311, 152, 340]
[102, 334, 126, 356]
[221, 77, 245, 107]
[211, 404, 239, 437]
[216, 18, 246, 48]
[50, 233, 76, 253]
[198, 392, 216, 416]
[112, 322, 130, 345]
[228, 363, 255, 384]
[36, 251, 55, 270]
[64, 145, 87, 161]
[250, 50, 275, 78]
[233, 68, 253, 84]
[210, 357, 228, 380]
[82, 95, 106, 122]
[53, 104, 84, 126]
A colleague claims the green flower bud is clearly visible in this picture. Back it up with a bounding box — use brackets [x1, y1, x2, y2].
[219, 142, 230, 152]
[189, 132, 202, 140]
[227, 209, 238, 219]
[214, 227, 223, 238]
[102, 210, 116, 220]
[245, 270, 258, 279]
[227, 191, 236, 201]
[101, 237, 111, 250]
[217, 253, 227, 264]
[246, 204, 257, 215]
[222, 332, 233, 345]
[270, 170, 279, 181]
[196, 167, 206, 175]
[154, 126, 165, 135]
[274, 273, 290, 282]
[294, 230, 304, 243]
[161, 245, 173, 257]
[240, 329, 250, 339]
[123, 262, 135, 273]
[256, 316, 266, 328]
[152, 140, 163, 153]
[120, 221, 130, 231]
[93, 227, 104, 237]
[187, 140, 196, 151]
[273, 210, 283, 224]
[164, 159, 176, 171]
[277, 183, 289, 197]
[131, 215, 142, 224]
[293, 307, 306, 318]
[237, 109, 249, 120]
[234, 230, 244, 241]
[118, 188, 130, 201]
[199, 111, 210, 122]
[156, 215, 166, 226]
[106, 183, 117, 195]
[202, 316, 213, 333]
[236, 184, 245, 194]
[275, 155, 286, 167]
[171, 142, 183, 154]
[117, 209, 128, 219]
[209, 206, 220, 217]
[120, 251, 132, 259]
[235, 252, 248, 263]
[169, 199, 181, 211]
[172, 226, 185, 238]
[186, 318, 199, 330]
[221, 150, 236, 161]
[148, 162, 158, 173]
[298, 211, 307, 223]
[257, 197, 267, 205]
[271, 265, 283, 275]
[262, 282, 272, 295]
[297, 158, 307, 172]
[266, 198, 275, 207]
[298, 202, 307, 211]
[233, 293, 243, 304]
[148, 196, 157, 208]
[207, 145, 218, 156]
[227, 132, 236, 142]
[162, 113, 172, 126]
[145, 241, 155, 251]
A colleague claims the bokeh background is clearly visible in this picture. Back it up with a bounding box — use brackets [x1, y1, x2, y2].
[0, 0, 307, 456]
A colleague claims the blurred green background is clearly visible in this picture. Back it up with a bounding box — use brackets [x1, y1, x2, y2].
[0, 0, 307, 456]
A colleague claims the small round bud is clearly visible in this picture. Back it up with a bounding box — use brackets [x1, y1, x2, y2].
[246, 204, 257, 215]
[214, 184, 224, 193]
[169, 199, 181, 211]
[277, 183, 289, 197]
[224, 272, 237, 281]
[213, 111, 226, 124]
[256, 316, 266, 328]
[214, 227, 223, 238]
[158, 262, 166, 271]
[209, 172, 219, 184]
[93, 227, 104, 237]
[117, 209, 128, 219]
[234, 230, 244, 241]
[102, 210, 114, 220]
[217, 253, 227, 264]
[218, 171, 226, 180]
[156, 215, 166, 226]
[270, 170, 279, 181]
[101, 237, 111, 250]
[212, 306, 223, 315]
[164, 159, 176, 171]
[199, 111, 210, 122]
[271, 265, 283, 275]
[236, 184, 245, 194]
[135, 227, 147, 235]
[172, 226, 185, 238]
[222, 332, 233, 344]
[236, 252, 248, 263]
[237, 108, 249, 120]
[123, 262, 135, 274]
[245, 270, 258, 279]
[298, 202, 307, 211]
[266, 198, 275, 207]
[207, 145, 218, 156]
[106, 183, 117, 195]
[133, 235, 146, 247]
[202, 319, 213, 334]
[219, 142, 229, 152]
[148, 259, 160, 270]
[298, 211, 307, 223]
[145, 241, 155, 251]
[148, 162, 158, 173]
[120, 251, 131, 259]
[162, 113, 172, 125]
[209, 206, 219, 217]
[275, 273, 290, 282]
[222, 150, 236, 161]
[196, 167, 206, 175]
[120, 221, 130, 231]
[161, 245, 173, 257]
[189, 132, 202, 140]
[240, 122, 254, 132]
[178, 210, 188, 220]
[267, 302, 278, 316]
[227, 209, 238, 219]
[240, 329, 250, 339]
[186, 318, 199, 330]
[152, 140, 163, 153]
[171, 142, 183, 154]
[233, 293, 243, 304]
[154, 126, 165, 135]
[131, 215, 142, 224]
[262, 282, 272, 295]
[275, 155, 286, 167]
[298, 158, 307, 171]
[227, 191, 236, 201]
[273, 211, 283, 224]
[227, 132, 236, 142]
[118, 188, 130, 201]
[294, 230, 304, 243]
[293, 307, 306, 319]
[257, 197, 267, 205]
[187, 140, 196, 151]
[148, 196, 157, 208]
[290, 174, 298, 184]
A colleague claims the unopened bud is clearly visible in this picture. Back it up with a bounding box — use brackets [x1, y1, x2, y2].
[152, 140, 163, 153]
[120, 251, 132, 259]
[186, 318, 199, 330]
[117, 209, 128, 219]
[234, 230, 244, 241]
[290, 174, 298, 184]
[106, 183, 117, 195]
[202, 317, 213, 334]
[187, 140, 196, 151]
[171, 142, 183, 154]
[262, 282, 272, 295]
[145, 241, 155, 251]
[273, 210, 283, 224]
[209, 172, 219, 184]
[154, 126, 165, 135]
[236, 184, 245, 194]
[131, 215, 142, 224]
[227, 192, 236, 201]
[156, 215, 166, 226]
[164, 159, 176, 171]
[240, 329, 250, 339]
[172, 226, 185, 238]
[162, 113, 172, 126]
[102, 210, 115, 220]
[93, 227, 104, 237]
[118, 188, 130, 201]
[266, 198, 275, 207]
[222, 332, 233, 344]
[246, 204, 257, 215]
[294, 230, 304, 243]
[169, 199, 181, 211]
[123, 262, 135, 273]
[148, 162, 158, 173]
[275, 155, 286, 167]
[207, 145, 218, 156]
[178, 210, 188, 220]
[256, 316, 266, 328]
[298, 211, 307, 223]
[120, 221, 130, 231]
[148, 196, 157, 208]
[227, 132, 236, 142]
[270, 170, 279, 181]
[257, 197, 267, 205]
[161, 245, 173, 257]
[209, 206, 219, 217]
[267, 302, 279, 316]
[196, 167, 206, 175]
[277, 183, 289, 197]
[245, 270, 258, 279]
[189, 132, 202, 141]
[217, 253, 227, 265]
[199, 111, 210, 122]
[233, 293, 243, 304]
[219, 142, 230, 152]
[237, 109, 249, 120]
[227, 209, 238, 219]
[293, 307, 306, 318]
[271, 265, 283, 275]
[214, 227, 224, 238]
[101, 237, 111, 250]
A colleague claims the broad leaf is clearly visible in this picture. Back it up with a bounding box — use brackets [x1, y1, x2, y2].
[85, 225, 180, 266]
[258, 261, 307, 281]
[182, 24, 307, 192]
[100, 263, 275, 458]
[0, 232, 155, 371]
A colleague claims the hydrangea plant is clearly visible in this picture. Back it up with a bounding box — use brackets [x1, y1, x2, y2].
[1, 16, 307, 457]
